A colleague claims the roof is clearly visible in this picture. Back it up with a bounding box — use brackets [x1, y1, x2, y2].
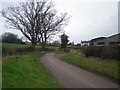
[90, 37, 107, 42]
[107, 33, 120, 39]
[81, 41, 89, 43]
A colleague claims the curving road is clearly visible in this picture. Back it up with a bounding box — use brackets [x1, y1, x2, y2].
[40, 53, 118, 88]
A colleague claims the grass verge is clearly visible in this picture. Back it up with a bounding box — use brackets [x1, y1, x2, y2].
[3, 52, 62, 88]
[61, 53, 119, 82]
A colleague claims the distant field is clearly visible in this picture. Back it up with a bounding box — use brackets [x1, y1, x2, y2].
[1, 43, 58, 49]
[74, 49, 80, 52]
[3, 52, 62, 88]
[1, 43, 31, 48]
[62, 52, 119, 82]
[55, 49, 66, 54]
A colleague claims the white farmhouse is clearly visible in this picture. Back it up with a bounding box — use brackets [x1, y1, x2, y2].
[81, 41, 89, 46]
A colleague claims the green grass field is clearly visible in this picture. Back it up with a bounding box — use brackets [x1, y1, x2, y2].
[1, 43, 58, 49]
[3, 52, 62, 88]
[62, 52, 119, 82]
[2, 42, 118, 86]
[1, 43, 31, 48]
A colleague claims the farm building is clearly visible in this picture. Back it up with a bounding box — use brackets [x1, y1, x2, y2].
[89, 33, 120, 46]
[82, 33, 120, 46]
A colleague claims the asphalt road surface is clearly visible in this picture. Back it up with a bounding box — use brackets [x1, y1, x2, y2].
[40, 53, 118, 88]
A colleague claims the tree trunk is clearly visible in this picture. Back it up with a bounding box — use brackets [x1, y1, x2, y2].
[41, 42, 46, 49]
[31, 40, 36, 49]
[41, 36, 47, 49]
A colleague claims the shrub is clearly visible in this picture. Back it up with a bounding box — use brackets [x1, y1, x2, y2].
[81, 46, 119, 61]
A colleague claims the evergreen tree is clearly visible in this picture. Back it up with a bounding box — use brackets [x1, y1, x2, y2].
[60, 33, 69, 48]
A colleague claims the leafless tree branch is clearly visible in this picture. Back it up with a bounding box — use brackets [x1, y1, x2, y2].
[1, 0, 70, 48]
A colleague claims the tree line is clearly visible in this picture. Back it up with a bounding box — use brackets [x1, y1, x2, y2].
[1, 32, 25, 44]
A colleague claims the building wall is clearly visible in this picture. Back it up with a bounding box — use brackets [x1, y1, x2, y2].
[105, 34, 120, 45]
[94, 39, 106, 46]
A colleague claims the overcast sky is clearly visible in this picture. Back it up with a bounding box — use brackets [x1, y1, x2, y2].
[0, 0, 119, 43]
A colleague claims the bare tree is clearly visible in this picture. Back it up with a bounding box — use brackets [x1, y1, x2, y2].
[39, 10, 69, 48]
[1, 0, 69, 48]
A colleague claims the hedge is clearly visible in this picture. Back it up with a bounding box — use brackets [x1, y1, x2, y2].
[2, 47, 55, 55]
[81, 46, 119, 61]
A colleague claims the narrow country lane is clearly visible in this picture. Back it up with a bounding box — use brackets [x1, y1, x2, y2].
[40, 53, 118, 88]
